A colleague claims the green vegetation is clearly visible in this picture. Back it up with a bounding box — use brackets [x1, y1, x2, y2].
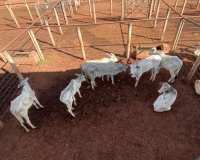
[36, 57, 53, 66]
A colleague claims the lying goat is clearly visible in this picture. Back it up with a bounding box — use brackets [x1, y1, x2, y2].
[81, 52, 118, 81]
[83, 62, 126, 89]
[153, 82, 177, 112]
[60, 73, 86, 117]
[10, 77, 44, 132]
[130, 55, 161, 87]
[149, 47, 183, 83]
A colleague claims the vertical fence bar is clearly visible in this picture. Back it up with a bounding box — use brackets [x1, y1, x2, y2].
[121, 0, 125, 20]
[35, 4, 44, 25]
[187, 55, 200, 81]
[5, 1, 20, 28]
[70, 2, 74, 17]
[161, 8, 170, 40]
[28, 29, 45, 60]
[110, 0, 113, 15]
[126, 23, 132, 59]
[76, 27, 86, 60]
[171, 19, 185, 51]
[148, 0, 154, 19]
[181, 0, 187, 15]
[153, 0, 157, 12]
[53, 7, 63, 35]
[23, 0, 33, 21]
[3, 51, 24, 80]
[92, 0, 97, 23]
[197, 0, 200, 10]
[174, 0, 178, 10]
[88, 0, 92, 16]
[154, 0, 161, 28]
[43, 17, 56, 46]
[61, 1, 69, 24]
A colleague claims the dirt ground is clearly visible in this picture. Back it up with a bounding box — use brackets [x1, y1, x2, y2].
[0, 0, 200, 160]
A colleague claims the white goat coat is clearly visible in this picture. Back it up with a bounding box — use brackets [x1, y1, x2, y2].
[195, 80, 200, 95]
[153, 84, 177, 112]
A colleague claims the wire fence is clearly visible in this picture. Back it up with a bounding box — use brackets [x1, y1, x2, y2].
[0, 0, 200, 118]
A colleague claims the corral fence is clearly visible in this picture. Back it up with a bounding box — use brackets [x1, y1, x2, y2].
[0, 0, 200, 119]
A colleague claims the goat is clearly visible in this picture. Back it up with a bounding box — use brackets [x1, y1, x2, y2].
[130, 55, 161, 87]
[10, 77, 44, 132]
[82, 62, 126, 89]
[60, 73, 86, 117]
[149, 47, 183, 83]
[81, 52, 118, 82]
[153, 82, 177, 112]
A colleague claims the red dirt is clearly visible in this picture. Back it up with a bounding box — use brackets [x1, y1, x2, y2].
[0, 1, 200, 160]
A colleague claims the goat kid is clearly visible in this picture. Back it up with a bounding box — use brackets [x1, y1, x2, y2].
[10, 77, 44, 132]
[60, 73, 86, 117]
[130, 55, 161, 87]
[153, 82, 177, 112]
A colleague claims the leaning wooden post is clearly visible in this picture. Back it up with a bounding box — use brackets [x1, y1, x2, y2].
[28, 29, 45, 60]
[186, 54, 200, 81]
[92, 0, 97, 23]
[53, 7, 63, 35]
[7, 0, 12, 8]
[60, 0, 69, 24]
[196, 0, 200, 10]
[43, 17, 56, 46]
[153, 0, 157, 12]
[148, 0, 154, 19]
[76, 27, 86, 60]
[5, 1, 20, 28]
[121, 0, 125, 20]
[88, 0, 92, 17]
[23, 0, 33, 21]
[171, 19, 185, 51]
[154, 0, 161, 28]
[126, 23, 132, 59]
[2, 51, 24, 80]
[35, 4, 44, 25]
[161, 8, 170, 40]
[110, 0, 113, 15]
[181, 0, 187, 15]
[69, 2, 74, 17]
[174, 0, 178, 10]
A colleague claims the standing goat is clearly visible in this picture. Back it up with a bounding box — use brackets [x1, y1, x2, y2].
[10, 77, 44, 132]
[81, 52, 118, 82]
[60, 73, 86, 117]
[130, 55, 161, 87]
[149, 47, 183, 83]
[153, 82, 177, 112]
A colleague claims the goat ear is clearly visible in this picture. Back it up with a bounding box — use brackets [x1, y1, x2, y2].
[159, 82, 164, 85]
[25, 77, 29, 81]
[106, 53, 111, 57]
[75, 73, 80, 77]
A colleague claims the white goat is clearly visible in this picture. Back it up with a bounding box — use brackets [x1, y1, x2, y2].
[153, 82, 177, 112]
[130, 55, 161, 87]
[10, 77, 44, 132]
[83, 62, 126, 89]
[149, 47, 183, 83]
[81, 52, 118, 82]
[60, 73, 86, 117]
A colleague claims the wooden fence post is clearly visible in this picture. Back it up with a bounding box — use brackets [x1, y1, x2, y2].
[53, 7, 63, 35]
[35, 4, 44, 25]
[121, 0, 125, 20]
[5, 1, 20, 28]
[126, 23, 132, 59]
[148, 0, 154, 19]
[76, 27, 86, 60]
[88, 0, 92, 17]
[171, 19, 185, 51]
[92, 0, 97, 23]
[153, 0, 157, 12]
[60, 1, 69, 24]
[28, 29, 45, 60]
[110, 0, 113, 15]
[161, 8, 170, 40]
[174, 0, 178, 10]
[70, 2, 74, 17]
[187, 54, 200, 81]
[43, 17, 56, 46]
[154, 0, 161, 28]
[23, 0, 33, 21]
[181, 0, 187, 15]
[2, 51, 24, 80]
[197, 0, 200, 10]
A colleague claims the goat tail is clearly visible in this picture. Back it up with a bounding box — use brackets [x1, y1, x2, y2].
[174, 65, 182, 79]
